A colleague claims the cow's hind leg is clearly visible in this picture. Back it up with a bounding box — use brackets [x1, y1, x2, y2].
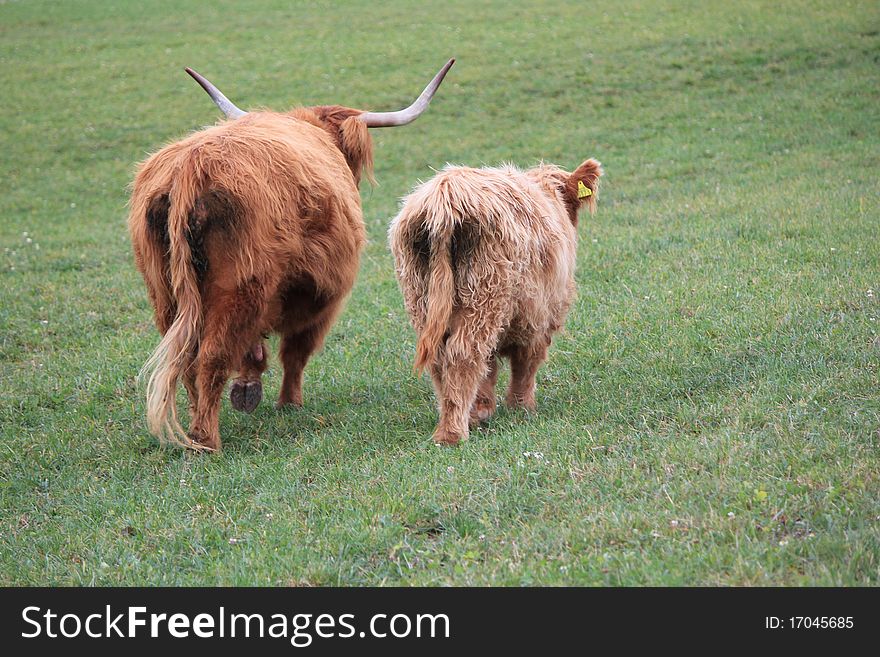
[277, 299, 341, 409]
[433, 318, 501, 445]
[433, 350, 487, 446]
[230, 340, 267, 413]
[505, 339, 549, 411]
[189, 284, 266, 451]
[469, 353, 499, 426]
[431, 271, 509, 445]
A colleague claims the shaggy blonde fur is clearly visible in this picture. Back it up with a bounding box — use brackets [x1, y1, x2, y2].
[389, 159, 602, 445]
[129, 108, 370, 450]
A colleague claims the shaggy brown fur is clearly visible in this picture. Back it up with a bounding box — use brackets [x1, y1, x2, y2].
[129, 108, 372, 451]
[389, 159, 602, 445]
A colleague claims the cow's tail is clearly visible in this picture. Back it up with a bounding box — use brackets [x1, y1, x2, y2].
[139, 154, 206, 449]
[413, 215, 456, 374]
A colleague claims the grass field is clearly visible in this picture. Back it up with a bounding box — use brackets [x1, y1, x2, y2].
[1, 0, 878, 585]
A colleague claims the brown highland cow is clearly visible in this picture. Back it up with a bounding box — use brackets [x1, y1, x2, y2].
[129, 60, 454, 451]
[389, 159, 602, 445]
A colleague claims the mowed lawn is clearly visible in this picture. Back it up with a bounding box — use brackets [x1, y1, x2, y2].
[0, 0, 878, 585]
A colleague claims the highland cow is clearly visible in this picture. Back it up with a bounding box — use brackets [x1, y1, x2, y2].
[389, 159, 602, 445]
[129, 60, 454, 451]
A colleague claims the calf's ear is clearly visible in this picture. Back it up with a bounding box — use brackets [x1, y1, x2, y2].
[563, 159, 603, 215]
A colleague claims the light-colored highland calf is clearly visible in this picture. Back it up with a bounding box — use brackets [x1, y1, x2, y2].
[389, 159, 602, 445]
[129, 60, 453, 451]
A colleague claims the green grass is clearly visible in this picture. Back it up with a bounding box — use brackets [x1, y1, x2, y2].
[1, 0, 878, 585]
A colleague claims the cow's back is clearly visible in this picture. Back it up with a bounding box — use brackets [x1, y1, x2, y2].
[136, 112, 365, 297]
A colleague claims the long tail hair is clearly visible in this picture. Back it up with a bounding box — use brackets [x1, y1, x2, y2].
[139, 152, 206, 449]
[413, 220, 455, 373]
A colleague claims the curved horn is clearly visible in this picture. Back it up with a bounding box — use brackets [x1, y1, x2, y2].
[358, 58, 455, 128]
[184, 67, 247, 119]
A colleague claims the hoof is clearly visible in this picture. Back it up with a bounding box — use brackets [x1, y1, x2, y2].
[432, 428, 467, 446]
[505, 394, 536, 411]
[230, 379, 262, 413]
[186, 431, 218, 452]
[469, 397, 496, 427]
[275, 396, 303, 410]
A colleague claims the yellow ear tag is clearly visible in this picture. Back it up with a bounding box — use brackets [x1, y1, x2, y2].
[577, 180, 592, 199]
